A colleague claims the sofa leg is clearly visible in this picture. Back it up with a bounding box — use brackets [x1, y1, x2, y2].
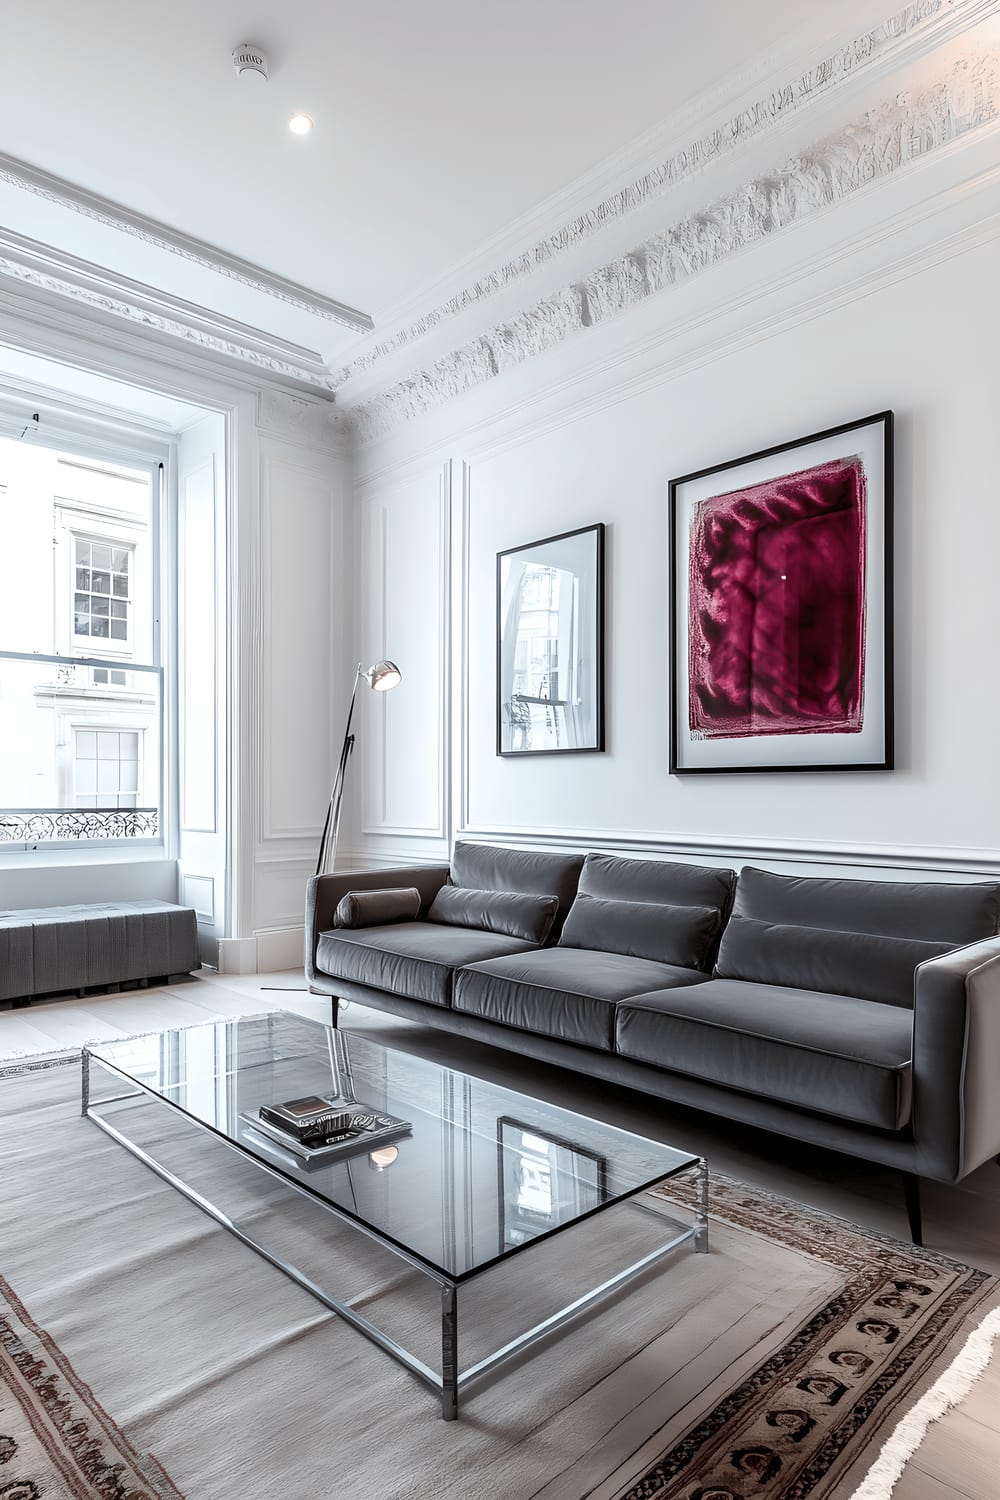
[330, 998, 339, 1030]
[902, 1173, 923, 1246]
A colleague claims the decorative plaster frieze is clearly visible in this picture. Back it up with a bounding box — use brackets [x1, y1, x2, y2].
[0, 256, 338, 392]
[353, 51, 1000, 440]
[0, 151, 373, 332]
[257, 388, 348, 444]
[335, 0, 950, 389]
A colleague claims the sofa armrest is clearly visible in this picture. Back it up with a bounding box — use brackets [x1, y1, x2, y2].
[305, 864, 451, 986]
[912, 935, 1000, 1181]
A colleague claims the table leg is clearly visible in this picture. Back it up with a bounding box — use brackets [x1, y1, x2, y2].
[81, 1050, 91, 1118]
[441, 1284, 458, 1420]
[694, 1157, 709, 1253]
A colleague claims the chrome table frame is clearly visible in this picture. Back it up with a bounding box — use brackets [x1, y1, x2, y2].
[82, 1046, 709, 1421]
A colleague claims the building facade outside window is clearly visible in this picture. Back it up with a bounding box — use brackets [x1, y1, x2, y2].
[0, 436, 163, 847]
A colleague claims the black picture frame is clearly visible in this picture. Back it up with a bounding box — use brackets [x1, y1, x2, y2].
[669, 411, 893, 774]
[497, 1116, 608, 1252]
[496, 522, 606, 756]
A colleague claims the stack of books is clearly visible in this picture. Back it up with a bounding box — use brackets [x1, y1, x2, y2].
[240, 1093, 411, 1164]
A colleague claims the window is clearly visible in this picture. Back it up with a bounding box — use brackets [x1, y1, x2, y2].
[75, 730, 140, 809]
[0, 436, 162, 847]
[74, 539, 132, 641]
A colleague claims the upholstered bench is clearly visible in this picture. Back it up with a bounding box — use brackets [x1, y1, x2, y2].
[0, 900, 200, 1007]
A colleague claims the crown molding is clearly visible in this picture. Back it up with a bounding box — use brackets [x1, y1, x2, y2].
[0, 226, 341, 393]
[352, 149, 1000, 490]
[256, 388, 351, 450]
[0, 151, 373, 333]
[336, 0, 1000, 394]
[350, 49, 1000, 441]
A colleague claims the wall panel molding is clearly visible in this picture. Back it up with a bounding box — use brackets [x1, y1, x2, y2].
[181, 873, 216, 926]
[455, 827, 1000, 879]
[359, 466, 451, 840]
[258, 443, 339, 844]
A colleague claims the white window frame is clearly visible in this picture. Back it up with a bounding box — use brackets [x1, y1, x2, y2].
[0, 424, 175, 859]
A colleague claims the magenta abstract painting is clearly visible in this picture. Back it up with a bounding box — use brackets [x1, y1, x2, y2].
[687, 455, 867, 740]
[671, 412, 892, 772]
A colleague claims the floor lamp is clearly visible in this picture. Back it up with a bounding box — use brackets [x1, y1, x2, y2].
[316, 659, 402, 877]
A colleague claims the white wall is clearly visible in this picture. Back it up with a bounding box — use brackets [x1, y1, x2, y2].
[350, 180, 1000, 880]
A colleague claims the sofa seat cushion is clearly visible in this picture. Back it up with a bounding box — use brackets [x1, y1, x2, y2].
[454, 948, 710, 1051]
[616, 979, 913, 1131]
[315, 923, 539, 1008]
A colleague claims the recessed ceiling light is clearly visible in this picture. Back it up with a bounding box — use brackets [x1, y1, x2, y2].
[289, 113, 313, 136]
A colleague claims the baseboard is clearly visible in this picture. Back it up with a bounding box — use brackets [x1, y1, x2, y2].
[256, 926, 306, 973]
[217, 937, 258, 975]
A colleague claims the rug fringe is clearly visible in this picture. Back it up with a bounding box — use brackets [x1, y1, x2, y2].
[849, 1304, 1000, 1499]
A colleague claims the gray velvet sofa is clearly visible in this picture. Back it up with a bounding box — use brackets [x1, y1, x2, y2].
[305, 843, 1000, 1242]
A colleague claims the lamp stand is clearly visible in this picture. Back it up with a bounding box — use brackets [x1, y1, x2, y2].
[316, 663, 363, 878]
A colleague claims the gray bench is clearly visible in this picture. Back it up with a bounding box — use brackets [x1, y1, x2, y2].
[0, 900, 200, 1007]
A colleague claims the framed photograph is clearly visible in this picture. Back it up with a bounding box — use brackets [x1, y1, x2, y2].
[669, 411, 893, 774]
[497, 1117, 607, 1251]
[497, 523, 605, 756]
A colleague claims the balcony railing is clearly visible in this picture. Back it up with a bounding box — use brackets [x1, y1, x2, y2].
[0, 809, 159, 843]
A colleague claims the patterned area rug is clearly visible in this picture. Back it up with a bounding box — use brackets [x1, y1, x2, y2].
[0, 1047, 997, 1500]
[0, 1269, 180, 1500]
[631, 1175, 998, 1499]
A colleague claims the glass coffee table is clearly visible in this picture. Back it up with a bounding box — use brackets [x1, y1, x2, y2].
[83, 1011, 707, 1420]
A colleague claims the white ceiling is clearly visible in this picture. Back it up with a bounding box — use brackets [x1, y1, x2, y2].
[2, 0, 897, 337]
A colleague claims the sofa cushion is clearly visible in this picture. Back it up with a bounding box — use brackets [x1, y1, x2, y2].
[576, 851, 736, 911]
[334, 887, 421, 928]
[558, 853, 736, 969]
[559, 894, 723, 969]
[616, 978, 914, 1131]
[454, 947, 711, 1051]
[716, 866, 1000, 1007]
[716, 918, 954, 1009]
[315, 923, 539, 1008]
[427, 886, 558, 944]
[450, 842, 584, 925]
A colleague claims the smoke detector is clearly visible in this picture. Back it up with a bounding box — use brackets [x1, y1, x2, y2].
[232, 43, 269, 83]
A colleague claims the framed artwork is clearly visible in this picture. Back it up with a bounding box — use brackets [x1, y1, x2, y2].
[669, 411, 893, 774]
[497, 1117, 607, 1251]
[497, 523, 605, 756]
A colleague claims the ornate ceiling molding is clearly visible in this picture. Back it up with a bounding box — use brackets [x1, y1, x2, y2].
[352, 50, 1000, 441]
[257, 388, 350, 446]
[0, 228, 338, 393]
[335, 0, 968, 392]
[0, 150, 373, 332]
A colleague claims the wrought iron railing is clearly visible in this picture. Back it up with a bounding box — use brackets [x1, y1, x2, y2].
[0, 809, 159, 843]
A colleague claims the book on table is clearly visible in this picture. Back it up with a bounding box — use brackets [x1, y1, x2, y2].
[239, 1093, 412, 1164]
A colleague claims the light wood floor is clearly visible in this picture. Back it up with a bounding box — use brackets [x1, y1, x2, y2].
[2, 968, 998, 1497]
